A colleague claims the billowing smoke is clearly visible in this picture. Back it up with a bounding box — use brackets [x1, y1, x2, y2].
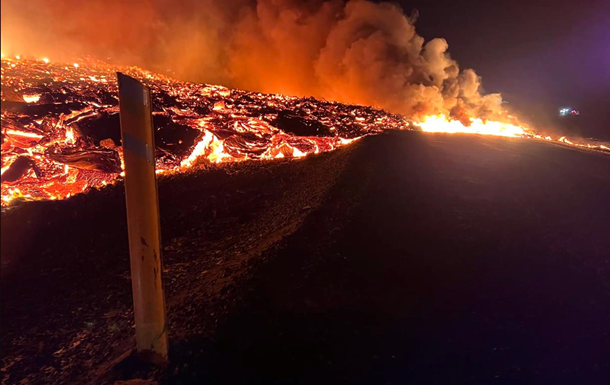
[1, 0, 514, 122]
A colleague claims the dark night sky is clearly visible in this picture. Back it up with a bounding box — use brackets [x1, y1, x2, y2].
[398, 0, 610, 139]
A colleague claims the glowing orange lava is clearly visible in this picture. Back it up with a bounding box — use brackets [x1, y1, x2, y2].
[1, 56, 608, 206]
[1, 56, 407, 205]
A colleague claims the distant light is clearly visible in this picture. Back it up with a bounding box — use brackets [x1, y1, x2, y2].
[42, 57, 50, 63]
[15, 55, 21, 60]
[73, 62, 79, 68]
[559, 107, 579, 116]
[1, 53, 4, 58]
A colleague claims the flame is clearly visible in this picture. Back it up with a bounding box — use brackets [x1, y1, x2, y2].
[417, 115, 610, 152]
[180, 129, 231, 167]
[418, 115, 528, 137]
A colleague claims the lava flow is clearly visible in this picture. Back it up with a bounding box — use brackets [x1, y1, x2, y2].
[1, 56, 608, 206]
[1, 56, 409, 205]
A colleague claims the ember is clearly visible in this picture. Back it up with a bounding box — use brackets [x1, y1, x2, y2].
[1, 57, 608, 206]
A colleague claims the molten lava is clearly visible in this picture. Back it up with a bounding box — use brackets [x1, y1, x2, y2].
[1, 56, 406, 205]
[1, 56, 608, 206]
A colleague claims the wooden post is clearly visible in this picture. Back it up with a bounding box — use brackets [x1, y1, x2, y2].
[117, 73, 168, 363]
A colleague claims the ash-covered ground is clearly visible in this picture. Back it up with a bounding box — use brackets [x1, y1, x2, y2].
[2, 131, 610, 384]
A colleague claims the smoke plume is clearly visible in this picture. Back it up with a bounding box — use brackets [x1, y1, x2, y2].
[1, 0, 514, 122]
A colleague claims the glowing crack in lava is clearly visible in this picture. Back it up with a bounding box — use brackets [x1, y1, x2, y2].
[1, 56, 608, 206]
